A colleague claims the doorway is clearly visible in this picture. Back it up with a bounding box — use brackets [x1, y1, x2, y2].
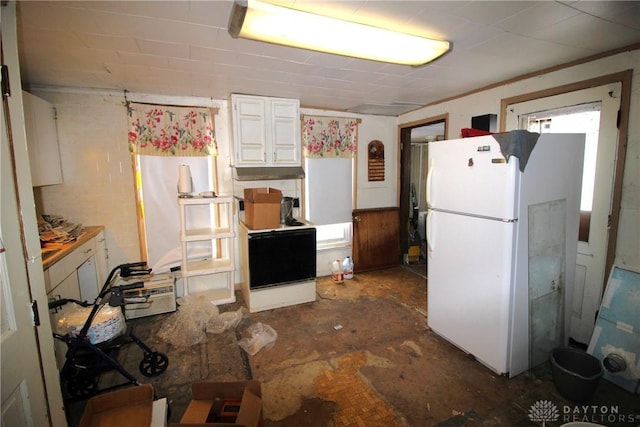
[503, 72, 631, 345]
[399, 114, 448, 278]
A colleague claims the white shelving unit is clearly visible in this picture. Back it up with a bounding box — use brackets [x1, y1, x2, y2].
[178, 196, 235, 304]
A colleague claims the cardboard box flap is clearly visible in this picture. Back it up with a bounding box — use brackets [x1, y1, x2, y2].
[180, 399, 215, 424]
[79, 384, 154, 427]
[235, 388, 262, 427]
[243, 188, 282, 204]
[191, 381, 253, 400]
[170, 425, 238, 427]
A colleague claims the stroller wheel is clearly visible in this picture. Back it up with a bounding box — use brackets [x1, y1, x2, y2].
[139, 352, 169, 377]
[65, 375, 97, 399]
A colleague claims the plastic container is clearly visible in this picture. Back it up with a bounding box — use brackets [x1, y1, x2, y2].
[560, 422, 606, 427]
[342, 256, 354, 279]
[550, 347, 603, 402]
[332, 260, 344, 283]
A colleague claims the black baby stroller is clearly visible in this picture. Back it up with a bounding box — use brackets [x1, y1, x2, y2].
[48, 262, 169, 400]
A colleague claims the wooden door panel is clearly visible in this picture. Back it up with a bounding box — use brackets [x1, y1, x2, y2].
[353, 207, 401, 272]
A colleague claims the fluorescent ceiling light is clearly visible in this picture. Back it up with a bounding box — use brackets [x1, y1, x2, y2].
[228, 0, 451, 66]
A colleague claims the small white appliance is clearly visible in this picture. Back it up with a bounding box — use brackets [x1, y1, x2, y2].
[121, 274, 177, 319]
[426, 132, 584, 377]
[177, 164, 193, 197]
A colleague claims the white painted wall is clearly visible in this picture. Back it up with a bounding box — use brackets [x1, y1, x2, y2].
[34, 93, 398, 281]
[301, 107, 399, 209]
[400, 49, 640, 272]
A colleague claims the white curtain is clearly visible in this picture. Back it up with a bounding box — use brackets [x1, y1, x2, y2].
[138, 156, 214, 272]
[305, 158, 352, 225]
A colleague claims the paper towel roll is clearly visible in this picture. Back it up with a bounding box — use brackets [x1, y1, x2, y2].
[177, 164, 193, 195]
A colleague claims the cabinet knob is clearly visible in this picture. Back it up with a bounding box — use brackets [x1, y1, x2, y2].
[353, 215, 361, 223]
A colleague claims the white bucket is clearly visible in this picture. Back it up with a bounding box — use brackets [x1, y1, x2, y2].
[560, 423, 606, 427]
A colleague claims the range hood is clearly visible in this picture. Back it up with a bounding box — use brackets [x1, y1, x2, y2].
[234, 166, 305, 181]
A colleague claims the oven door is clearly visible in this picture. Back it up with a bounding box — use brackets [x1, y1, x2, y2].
[248, 228, 316, 289]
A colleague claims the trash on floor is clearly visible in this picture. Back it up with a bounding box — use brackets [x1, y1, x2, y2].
[157, 292, 220, 347]
[237, 322, 277, 355]
[206, 307, 249, 334]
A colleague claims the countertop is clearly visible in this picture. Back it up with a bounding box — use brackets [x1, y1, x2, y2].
[41, 225, 104, 270]
[240, 219, 315, 233]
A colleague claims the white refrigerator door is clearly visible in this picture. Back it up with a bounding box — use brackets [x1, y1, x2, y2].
[427, 136, 519, 220]
[427, 209, 516, 375]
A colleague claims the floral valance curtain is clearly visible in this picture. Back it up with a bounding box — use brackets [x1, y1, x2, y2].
[127, 102, 218, 156]
[302, 115, 360, 159]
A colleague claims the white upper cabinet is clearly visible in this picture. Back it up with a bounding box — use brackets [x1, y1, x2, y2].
[231, 94, 300, 166]
[22, 91, 63, 186]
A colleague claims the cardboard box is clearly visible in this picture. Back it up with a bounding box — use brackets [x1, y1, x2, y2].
[244, 188, 282, 230]
[170, 381, 263, 427]
[79, 384, 154, 427]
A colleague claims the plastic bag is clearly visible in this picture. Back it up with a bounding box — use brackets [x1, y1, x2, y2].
[206, 307, 249, 334]
[55, 304, 126, 344]
[237, 322, 277, 355]
[157, 292, 220, 347]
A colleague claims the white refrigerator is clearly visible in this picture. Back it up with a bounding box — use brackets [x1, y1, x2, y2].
[426, 132, 584, 377]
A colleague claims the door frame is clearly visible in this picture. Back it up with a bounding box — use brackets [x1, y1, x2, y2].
[398, 114, 449, 257]
[500, 70, 632, 292]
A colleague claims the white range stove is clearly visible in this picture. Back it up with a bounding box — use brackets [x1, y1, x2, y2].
[239, 220, 316, 313]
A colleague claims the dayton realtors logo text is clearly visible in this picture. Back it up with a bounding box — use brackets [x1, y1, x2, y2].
[562, 404, 637, 424]
[528, 400, 638, 425]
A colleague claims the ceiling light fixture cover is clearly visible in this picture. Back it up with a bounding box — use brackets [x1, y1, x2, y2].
[228, 0, 451, 66]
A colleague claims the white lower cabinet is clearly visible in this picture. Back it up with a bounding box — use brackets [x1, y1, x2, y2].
[44, 227, 108, 369]
[94, 230, 108, 285]
[47, 272, 81, 370]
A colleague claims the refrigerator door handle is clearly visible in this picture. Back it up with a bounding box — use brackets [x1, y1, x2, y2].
[426, 210, 434, 254]
[426, 158, 434, 208]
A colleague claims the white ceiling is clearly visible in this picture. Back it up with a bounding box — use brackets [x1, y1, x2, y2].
[15, 1, 640, 116]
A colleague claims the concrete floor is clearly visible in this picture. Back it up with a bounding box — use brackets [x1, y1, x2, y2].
[68, 266, 639, 426]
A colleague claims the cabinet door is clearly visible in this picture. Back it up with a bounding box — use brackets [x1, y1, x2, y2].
[352, 208, 401, 272]
[22, 91, 63, 186]
[48, 271, 80, 369]
[270, 99, 300, 166]
[232, 95, 267, 166]
[94, 231, 108, 285]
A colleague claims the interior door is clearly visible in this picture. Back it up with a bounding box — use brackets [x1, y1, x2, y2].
[352, 207, 400, 272]
[506, 83, 621, 344]
[1, 94, 50, 427]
